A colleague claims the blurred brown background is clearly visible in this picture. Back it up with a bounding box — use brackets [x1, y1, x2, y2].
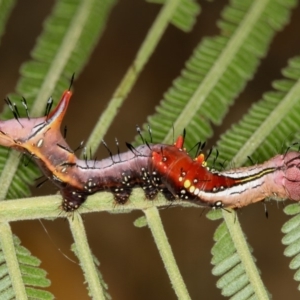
[0, 0, 300, 299]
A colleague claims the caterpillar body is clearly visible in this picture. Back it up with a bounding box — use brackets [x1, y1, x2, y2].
[0, 88, 300, 211]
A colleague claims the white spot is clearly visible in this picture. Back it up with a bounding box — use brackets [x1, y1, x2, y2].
[214, 201, 223, 209]
[37, 139, 44, 148]
[194, 188, 200, 195]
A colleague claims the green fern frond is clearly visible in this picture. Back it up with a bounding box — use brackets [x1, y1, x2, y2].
[146, 0, 200, 31]
[137, 0, 296, 148]
[0, 235, 54, 299]
[208, 209, 271, 298]
[17, 0, 116, 111]
[215, 56, 300, 166]
[211, 222, 260, 299]
[0, 0, 15, 44]
[0, 0, 116, 202]
[206, 54, 300, 297]
[282, 204, 300, 291]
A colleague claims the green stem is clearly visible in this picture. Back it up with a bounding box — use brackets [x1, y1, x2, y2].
[222, 210, 269, 299]
[68, 214, 106, 300]
[0, 190, 198, 222]
[0, 151, 20, 200]
[0, 222, 27, 299]
[85, 0, 181, 153]
[144, 206, 191, 300]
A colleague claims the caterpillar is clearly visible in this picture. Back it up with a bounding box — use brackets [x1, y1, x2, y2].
[1, 86, 300, 212]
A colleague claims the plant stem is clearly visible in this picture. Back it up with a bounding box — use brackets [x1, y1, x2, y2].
[144, 206, 191, 300]
[222, 210, 269, 299]
[0, 222, 27, 299]
[0, 190, 199, 222]
[85, 0, 181, 153]
[0, 151, 20, 200]
[68, 214, 106, 300]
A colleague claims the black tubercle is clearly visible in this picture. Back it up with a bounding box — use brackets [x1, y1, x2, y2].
[44, 97, 53, 119]
[5, 97, 23, 128]
[61, 188, 88, 212]
[69, 73, 75, 90]
[74, 141, 84, 153]
[57, 143, 74, 153]
[21, 97, 30, 120]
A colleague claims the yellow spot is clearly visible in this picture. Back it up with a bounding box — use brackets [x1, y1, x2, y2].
[195, 153, 207, 167]
[179, 177, 183, 182]
[195, 153, 204, 162]
[189, 186, 195, 193]
[184, 180, 191, 189]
